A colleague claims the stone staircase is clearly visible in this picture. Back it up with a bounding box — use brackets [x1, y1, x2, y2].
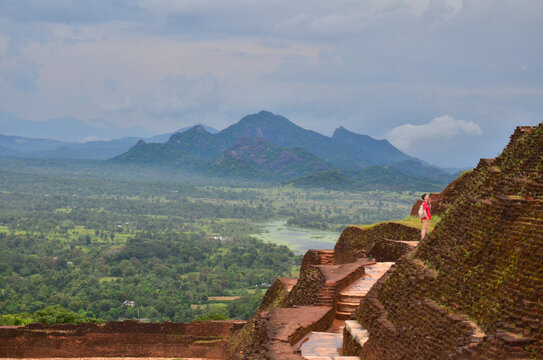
[336, 262, 394, 320]
[299, 262, 395, 359]
[314, 283, 336, 306]
[259, 236, 418, 359]
[319, 250, 336, 265]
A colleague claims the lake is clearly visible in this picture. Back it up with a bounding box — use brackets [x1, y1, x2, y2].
[253, 220, 340, 254]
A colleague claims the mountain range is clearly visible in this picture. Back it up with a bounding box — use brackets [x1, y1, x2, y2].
[0, 110, 456, 189]
[0, 111, 152, 142]
[111, 111, 455, 187]
[0, 124, 218, 160]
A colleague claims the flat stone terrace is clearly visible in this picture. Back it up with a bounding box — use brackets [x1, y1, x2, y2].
[315, 258, 374, 285]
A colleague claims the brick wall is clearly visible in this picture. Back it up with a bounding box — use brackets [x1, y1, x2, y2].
[370, 238, 416, 262]
[0, 320, 245, 358]
[285, 266, 325, 306]
[334, 223, 419, 264]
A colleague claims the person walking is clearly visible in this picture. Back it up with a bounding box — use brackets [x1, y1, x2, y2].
[420, 194, 431, 240]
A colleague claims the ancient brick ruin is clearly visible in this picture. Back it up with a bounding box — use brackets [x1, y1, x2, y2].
[226, 124, 543, 360]
[0, 320, 244, 358]
[225, 225, 419, 360]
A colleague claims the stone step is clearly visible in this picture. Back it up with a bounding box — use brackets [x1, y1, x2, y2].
[335, 311, 352, 320]
[338, 295, 365, 303]
[344, 320, 369, 346]
[319, 289, 335, 294]
[337, 301, 360, 313]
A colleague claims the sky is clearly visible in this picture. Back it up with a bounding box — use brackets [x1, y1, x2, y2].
[0, 0, 542, 168]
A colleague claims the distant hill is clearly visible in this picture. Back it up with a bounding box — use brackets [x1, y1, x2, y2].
[0, 110, 454, 189]
[0, 111, 150, 142]
[0, 124, 219, 160]
[209, 137, 331, 179]
[0, 134, 69, 154]
[112, 111, 453, 188]
[219, 111, 412, 169]
[146, 124, 219, 143]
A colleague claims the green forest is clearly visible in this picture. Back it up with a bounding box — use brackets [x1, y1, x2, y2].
[0, 158, 421, 323]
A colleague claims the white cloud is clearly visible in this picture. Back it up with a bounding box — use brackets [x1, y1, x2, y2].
[100, 95, 132, 112]
[403, 0, 431, 17]
[387, 115, 482, 151]
[142, 73, 221, 118]
[444, 0, 463, 19]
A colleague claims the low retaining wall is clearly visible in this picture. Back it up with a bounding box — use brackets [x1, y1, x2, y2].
[370, 238, 416, 262]
[334, 223, 419, 264]
[0, 320, 245, 358]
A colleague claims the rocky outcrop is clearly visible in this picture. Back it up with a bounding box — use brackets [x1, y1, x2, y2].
[353, 124, 543, 359]
[0, 320, 244, 358]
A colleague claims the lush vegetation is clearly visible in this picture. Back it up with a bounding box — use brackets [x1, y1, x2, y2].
[0, 158, 430, 323]
[0, 305, 105, 326]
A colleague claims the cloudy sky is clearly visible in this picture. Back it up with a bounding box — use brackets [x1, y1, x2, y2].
[0, 0, 541, 168]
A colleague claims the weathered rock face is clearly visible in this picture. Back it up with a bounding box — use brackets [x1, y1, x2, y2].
[334, 223, 419, 264]
[355, 124, 543, 359]
[0, 320, 244, 358]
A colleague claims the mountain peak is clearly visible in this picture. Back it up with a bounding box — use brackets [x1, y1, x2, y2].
[169, 125, 211, 141]
[332, 125, 367, 139]
[238, 110, 292, 126]
[194, 124, 206, 133]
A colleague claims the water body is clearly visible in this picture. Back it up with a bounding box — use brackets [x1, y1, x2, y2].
[253, 219, 340, 254]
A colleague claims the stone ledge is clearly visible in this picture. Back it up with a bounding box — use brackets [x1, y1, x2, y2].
[344, 320, 369, 346]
